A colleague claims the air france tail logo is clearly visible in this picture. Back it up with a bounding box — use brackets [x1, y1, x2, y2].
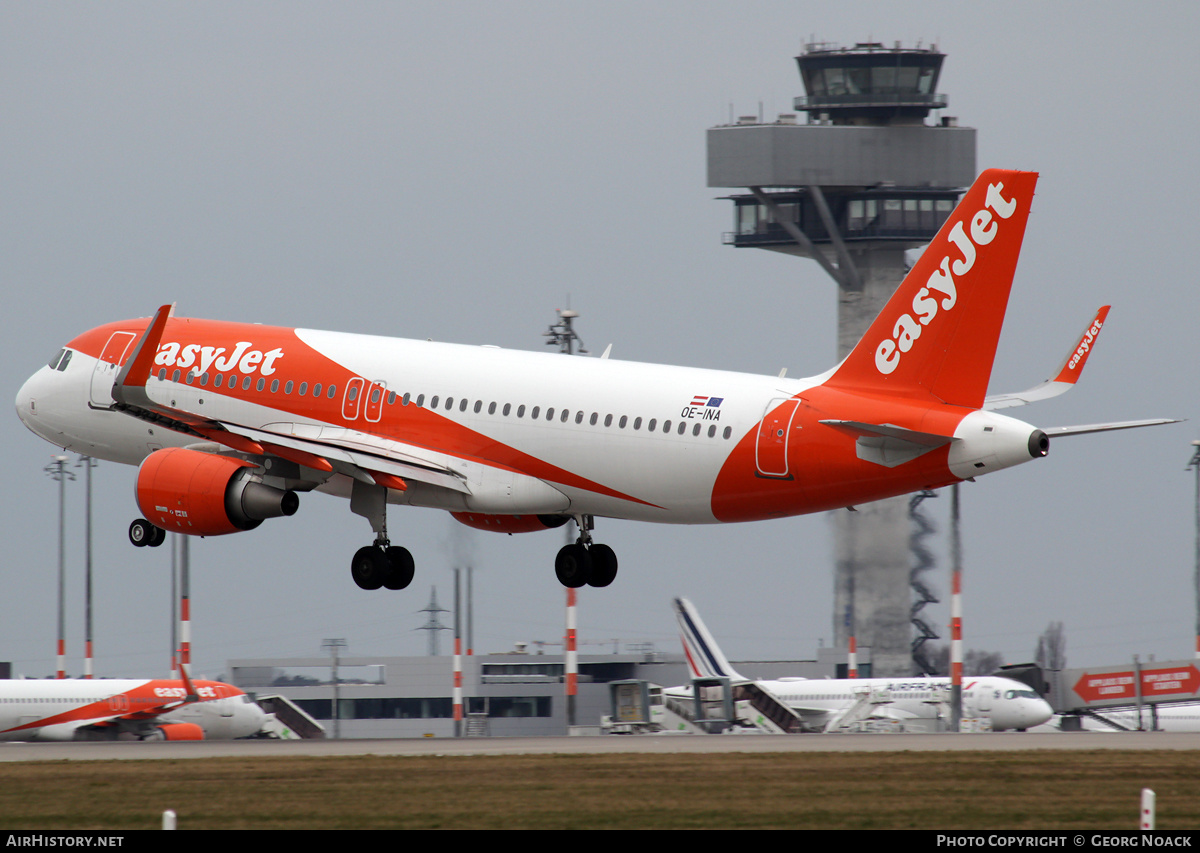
[874, 182, 1020, 376]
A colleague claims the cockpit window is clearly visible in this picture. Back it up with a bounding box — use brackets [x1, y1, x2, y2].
[48, 348, 72, 371]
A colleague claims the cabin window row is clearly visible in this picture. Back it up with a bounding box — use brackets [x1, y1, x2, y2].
[154, 368, 734, 440]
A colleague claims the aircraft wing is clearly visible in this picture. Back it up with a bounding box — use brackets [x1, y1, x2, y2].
[109, 305, 470, 496]
[984, 306, 1109, 410]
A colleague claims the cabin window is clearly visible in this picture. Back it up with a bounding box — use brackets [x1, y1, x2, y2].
[416, 394, 425, 407]
[723, 426, 732, 439]
[299, 382, 308, 396]
[517, 405, 526, 418]
[402, 392, 411, 405]
[619, 416, 627, 429]
[200, 373, 209, 387]
[313, 383, 322, 397]
[431, 396, 440, 408]
[327, 384, 336, 398]
[589, 413, 598, 426]
[488, 402, 496, 414]
[560, 409, 569, 423]
[285, 381, 294, 394]
[474, 400, 482, 414]
[460, 399, 468, 412]
[185, 371, 195, 385]
[604, 414, 613, 427]
[708, 425, 716, 438]
[271, 379, 281, 393]
[172, 369, 181, 383]
[633, 417, 642, 430]
[214, 374, 224, 388]
[575, 411, 583, 424]
[648, 418, 657, 431]
[256, 378, 265, 392]
[531, 406, 540, 419]
[444, 397, 453, 410]
[663, 420, 672, 433]
[387, 391, 396, 405]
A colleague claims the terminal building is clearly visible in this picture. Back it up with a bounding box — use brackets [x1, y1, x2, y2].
[228, 648, 847, 738]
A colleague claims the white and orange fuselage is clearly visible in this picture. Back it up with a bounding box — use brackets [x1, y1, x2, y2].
[22, 169, 1120, 588]
[0, 678, 266, 742]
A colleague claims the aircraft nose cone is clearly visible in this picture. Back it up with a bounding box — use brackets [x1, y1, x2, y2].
[15, 371, 40, 430]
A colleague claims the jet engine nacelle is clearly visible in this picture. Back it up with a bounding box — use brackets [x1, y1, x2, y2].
[450, 512, 570, 534]
[136, 447, 298, 536]
[145, 722, 205, 741]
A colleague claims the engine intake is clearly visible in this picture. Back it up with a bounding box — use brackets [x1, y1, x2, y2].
[136, 447, 298, 536]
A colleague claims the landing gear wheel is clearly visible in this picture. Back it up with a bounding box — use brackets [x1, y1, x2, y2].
[129, 518, 156, 548]
[555, 543, 592, 588]
[351, 546, 387, 590]
[587, 544, 618, 588]
[147, 525, 167, 548]
[382, 546, 415, 590]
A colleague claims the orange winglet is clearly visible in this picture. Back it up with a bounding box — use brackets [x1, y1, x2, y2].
[260, 441, 335, 473]
[1051, 305, 1109, 384]
[114, 304, 173, 391]
[369, 471, 408, 491]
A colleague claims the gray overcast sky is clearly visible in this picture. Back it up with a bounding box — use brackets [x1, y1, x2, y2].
[2, 1, 1198, 680]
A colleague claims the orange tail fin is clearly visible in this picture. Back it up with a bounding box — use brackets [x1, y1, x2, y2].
[827, 169, 1038, 408]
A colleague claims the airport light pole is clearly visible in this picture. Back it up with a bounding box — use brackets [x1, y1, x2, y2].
[44, 456, 74, 679]
[1188, 441, 1200, 660]
[323, 638, 346, 739]
[545, 305, 587, 729]
[76, 456, 98, 678]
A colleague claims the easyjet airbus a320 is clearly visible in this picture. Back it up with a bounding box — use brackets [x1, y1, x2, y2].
[15, 170, 1173, 591]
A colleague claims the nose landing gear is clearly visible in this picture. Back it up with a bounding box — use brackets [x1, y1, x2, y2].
[128, 518, 166, 548]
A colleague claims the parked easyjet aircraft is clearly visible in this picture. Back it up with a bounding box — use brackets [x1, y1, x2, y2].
[0, 667, 267, 741]
[15, 170, 1173, 591]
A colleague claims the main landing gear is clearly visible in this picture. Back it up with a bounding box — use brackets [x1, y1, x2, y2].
[554, 515, 618, 589]
[351, 542, 415, 591]
[128, 518, 166, 548]
[348, 479, 414, 591]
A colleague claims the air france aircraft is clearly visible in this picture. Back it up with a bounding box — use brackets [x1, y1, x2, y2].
[15, 170, 1173, 591]
[0, 668, 267, 742]
[673, 597, 1053, 732]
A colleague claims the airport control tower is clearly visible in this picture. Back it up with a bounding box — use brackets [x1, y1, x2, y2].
[707, 42, 977, 676]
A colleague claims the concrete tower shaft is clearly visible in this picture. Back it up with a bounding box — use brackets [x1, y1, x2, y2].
[708, 41, 977, 677]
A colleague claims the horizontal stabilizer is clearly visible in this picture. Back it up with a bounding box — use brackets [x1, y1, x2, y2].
[986, 306, 1110, 410]
[1045, 418, 1182, 437]
[819, 420, 956, 468]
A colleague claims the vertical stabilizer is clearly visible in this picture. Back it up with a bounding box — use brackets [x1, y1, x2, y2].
[673, 597, 747, 682]
[826, 169, 1038, 408]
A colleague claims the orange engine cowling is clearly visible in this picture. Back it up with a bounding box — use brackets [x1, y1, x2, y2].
[450, 512, 570, 534]
[149, 722, 205, 741]
[136, 447, 299, 536]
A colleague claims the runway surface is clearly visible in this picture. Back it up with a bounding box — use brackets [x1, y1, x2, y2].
[2, 731, 1197, 762]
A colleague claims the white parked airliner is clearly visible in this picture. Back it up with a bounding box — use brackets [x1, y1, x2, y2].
[0, 668, 267, 742]
[14, 169, 1173, 591]
[673, 597, 1053, 732]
